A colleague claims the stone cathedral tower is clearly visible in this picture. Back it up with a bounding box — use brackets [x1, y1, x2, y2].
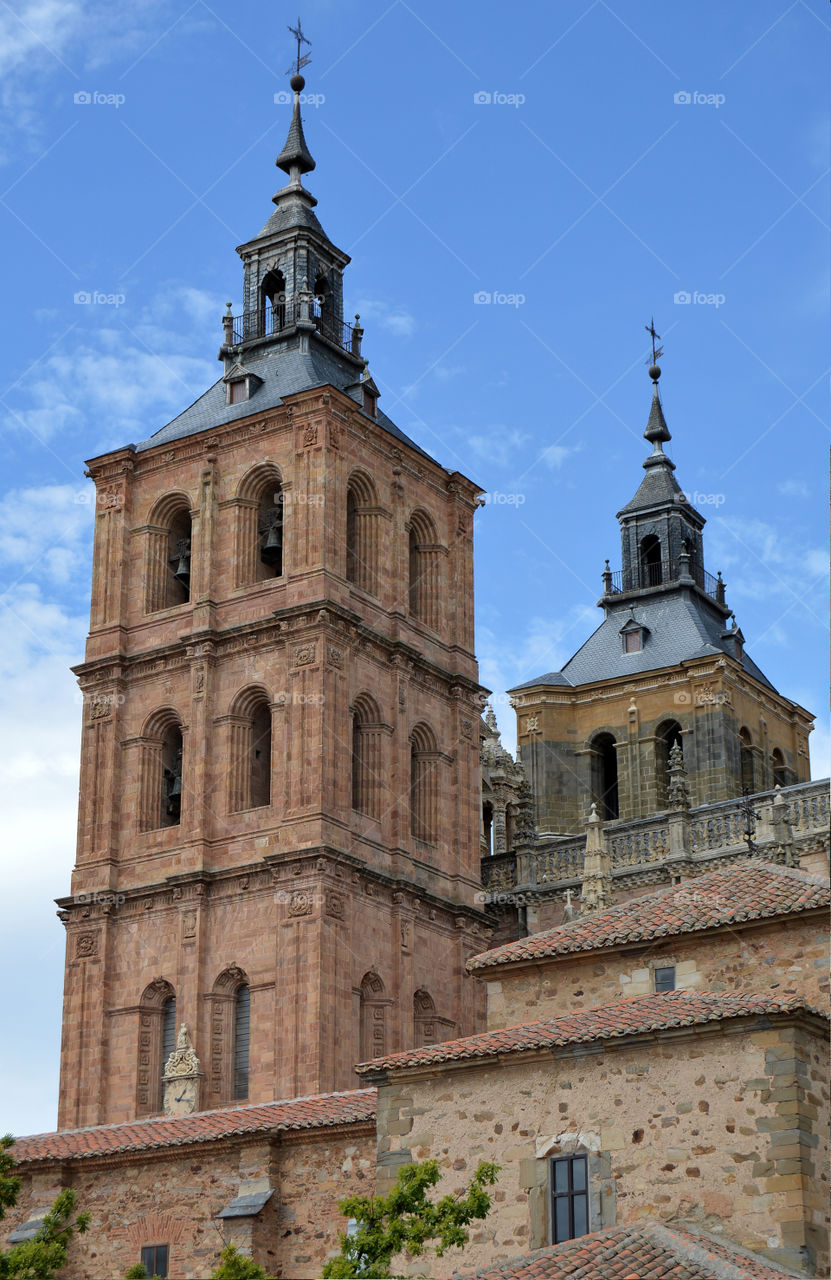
[511, 361, 813, 836]
[57, 72, 488, 1130]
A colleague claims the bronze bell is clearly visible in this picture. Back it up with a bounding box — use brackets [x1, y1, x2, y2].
[259, 507, 283, 566]
[169, 538, 191, 585]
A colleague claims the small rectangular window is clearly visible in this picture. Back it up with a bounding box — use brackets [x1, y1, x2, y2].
[550, 1155, 589, 1244]
[229, 380, 247, 404]
[141, 1244, 169, 1277]
[654, 965, 676, 993]
[623, 630, 642, 653]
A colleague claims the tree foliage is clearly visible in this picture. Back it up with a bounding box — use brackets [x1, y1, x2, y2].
[209, 1243, 272, 1278]
[321, 1158, 500, 1279]
[0, 1135, 90, 1280]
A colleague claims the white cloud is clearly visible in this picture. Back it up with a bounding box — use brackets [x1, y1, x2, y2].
[541, 442, 582, 470]
[477, 606, 595, 755]
[0, 483, 94, 582]
[778, 479, 811, 499]
[3, 284, 220, 450]
[467, 426, 529, 469]
[708, 516, 828, 619]
[0, 0, 81, 78]
[355, 297, 417, 338]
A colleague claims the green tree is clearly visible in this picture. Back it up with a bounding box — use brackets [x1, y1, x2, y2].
[210, 1243, 272, 1278]
[123, 1266, 163, 1279]
[322, 1158, 500, 1279]
[0, 1134, 90, 1280]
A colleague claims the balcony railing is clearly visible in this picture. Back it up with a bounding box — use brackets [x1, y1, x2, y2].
[603, 559, 722, 601]
[478, 778, 830, 898]
[229, 300, 360, 356]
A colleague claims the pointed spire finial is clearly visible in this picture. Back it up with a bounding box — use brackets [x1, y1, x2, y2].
[275, 20, 316, 191]
[642, 318, 672, 454]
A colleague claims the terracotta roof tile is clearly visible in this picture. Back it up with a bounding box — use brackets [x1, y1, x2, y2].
[469, 861, 829, 972]
[356, 991, 824, 1075]
[448, 1221, 802, 1279]
[11, 1088, 376, 1165]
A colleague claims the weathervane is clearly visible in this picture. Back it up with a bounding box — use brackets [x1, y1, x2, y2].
[286, 16, 311, 77]
[645, 316, 664, 368]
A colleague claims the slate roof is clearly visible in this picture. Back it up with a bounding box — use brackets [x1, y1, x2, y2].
[253, 197, 329, 241]
[11, 1088, 376, 1164]
[617, 456, 686, 516]
[468, 861, 830, 972]
[448, 1221, 803, 1280]
[355, 991, 821, 1075]
[510, 591, 775, 691]
[132, 340, 435, 461]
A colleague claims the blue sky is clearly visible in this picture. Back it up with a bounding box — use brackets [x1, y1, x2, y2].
[0, 0, 828, 1137]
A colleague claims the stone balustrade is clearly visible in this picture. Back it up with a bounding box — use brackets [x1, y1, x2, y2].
[479, 778, 829, 901]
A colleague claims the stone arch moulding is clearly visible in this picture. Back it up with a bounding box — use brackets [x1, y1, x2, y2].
[143, 491, 194, 613]
[407, 508, 441, 631]
[346, 468, 383, 594]
[227, 686, 274, 813]
[207, 965, 250, 1105]
[137, 708, 185, 832]
[234, 463, 285, 586]
[136, 977, 175, 1115]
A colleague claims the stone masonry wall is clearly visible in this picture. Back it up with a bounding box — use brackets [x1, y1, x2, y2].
[483, 915, 829, 1030]
[5, 1125, 375, 1280]
[374, 1017, 829, 1278]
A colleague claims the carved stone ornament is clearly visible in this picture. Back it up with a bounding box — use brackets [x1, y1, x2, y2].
[326, 645, 344, 668]
[303, 424, 318, 447]
[289, 890, 314, 917]
[163, 1024, 200, 1078]
[325, 891, 344, 920]
[75, 932, 97, 958]
[294, 644, 316, 667]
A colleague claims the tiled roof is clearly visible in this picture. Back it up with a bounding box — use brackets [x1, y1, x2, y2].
[449, 1221, 802, 1280]
[11, 1088, 376, 1165]
[355, 991, 822, 1075]
[468, 861, 829, 972]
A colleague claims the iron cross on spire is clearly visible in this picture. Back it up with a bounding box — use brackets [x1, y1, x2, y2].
[645, 316, 664, 366]
[286, 16, 311, 76]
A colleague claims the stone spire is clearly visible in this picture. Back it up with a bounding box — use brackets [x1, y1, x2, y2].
[643, 362, 674, 470]
[275, 71, 317, 191]
[580, 803, 613, 914]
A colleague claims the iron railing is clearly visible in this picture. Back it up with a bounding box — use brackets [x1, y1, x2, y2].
[603, 560, 722, 601]
[230, 301, 359, 354]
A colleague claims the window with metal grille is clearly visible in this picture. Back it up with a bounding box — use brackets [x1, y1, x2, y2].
[141, 1243, 169, 1277]
[233, 985, 250, 1100]
[161, 997, 176, 1073]
[550, 1155, 589, 1243]
[654, 965, 676, 993]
